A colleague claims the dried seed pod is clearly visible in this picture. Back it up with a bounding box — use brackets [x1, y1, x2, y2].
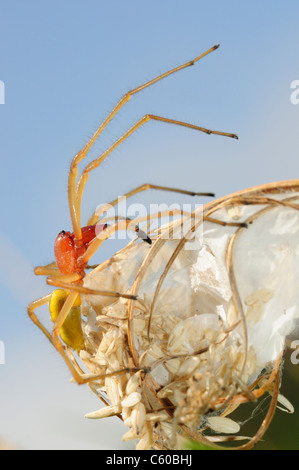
[79, 180, 299, 450]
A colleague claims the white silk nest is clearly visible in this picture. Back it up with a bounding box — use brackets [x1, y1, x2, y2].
[78, 181, 299, 450]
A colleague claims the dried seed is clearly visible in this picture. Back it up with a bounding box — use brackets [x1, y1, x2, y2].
[176, 357, 200, 377]
[164, 358, 181, 375]
[131, 402, 146, 436]
[146, 411, 169, 423]
[103, 302, 128, 319]
[136, 430, 153, 450]
[276, 394, 294, 414]
[207, 416, 240, 434]
[245, 289, 274, 306]
[126, 374, 140, 395]
[85, 404, 121, 420]
[246, 301, 264, 325]
[227, 300, 238, 326]
[121, 392, 142, 408]
[122, 428, 138, 442]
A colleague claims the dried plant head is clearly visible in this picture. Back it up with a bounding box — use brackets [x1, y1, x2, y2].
[78, 180, 299, 450]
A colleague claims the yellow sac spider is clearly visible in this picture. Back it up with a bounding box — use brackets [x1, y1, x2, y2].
[28, 43, 241, 385]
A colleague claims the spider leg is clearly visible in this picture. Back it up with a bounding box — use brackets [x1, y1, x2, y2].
[203, 216, 248, 228]
[84, 209, 247, 266]
[34, 265, 59, 276]
[75, 114, 237, 231]
[52, 292, 146, 385]
[50, 290, 90, 384]
[87, 183, 215, 226]
[28, 292, 86, 382]
[28, 291, 141, 385]
[46, 277, 138, 301]
[68, 44, 221, 239]
[27, 294, 53, 343]
[81, 209, 193, 265]
[28, 292, 86, 383]
[46, 272, 82, 284]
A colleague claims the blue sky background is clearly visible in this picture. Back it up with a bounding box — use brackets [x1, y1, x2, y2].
[1, 0, 299, 449]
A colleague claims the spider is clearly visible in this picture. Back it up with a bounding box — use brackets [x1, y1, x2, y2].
[27, 44, 240, 385]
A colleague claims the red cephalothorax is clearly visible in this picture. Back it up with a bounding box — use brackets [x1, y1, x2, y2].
[54, 225, 107, 275]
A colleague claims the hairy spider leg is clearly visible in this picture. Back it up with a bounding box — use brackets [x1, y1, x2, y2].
[34, 184, 216, 275]
[68, 44, 222, 241]
[28, 289, 145, 385]
[29, 209, 192, 380]
[81, 208, 247, 269]
[30, 45, 240, 385]
[87, 183, 215, 226]
[28, 294, 53, 343]
[74, 114, 238, 237]
[29, 208, 246, 385]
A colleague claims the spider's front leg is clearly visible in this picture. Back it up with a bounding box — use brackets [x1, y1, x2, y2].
[49, 289, 87, 384]
[28, 275, 87, 384]
[27, 294, 53, 343]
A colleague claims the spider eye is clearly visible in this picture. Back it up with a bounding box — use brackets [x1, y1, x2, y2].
[59, 230, 66, 237]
